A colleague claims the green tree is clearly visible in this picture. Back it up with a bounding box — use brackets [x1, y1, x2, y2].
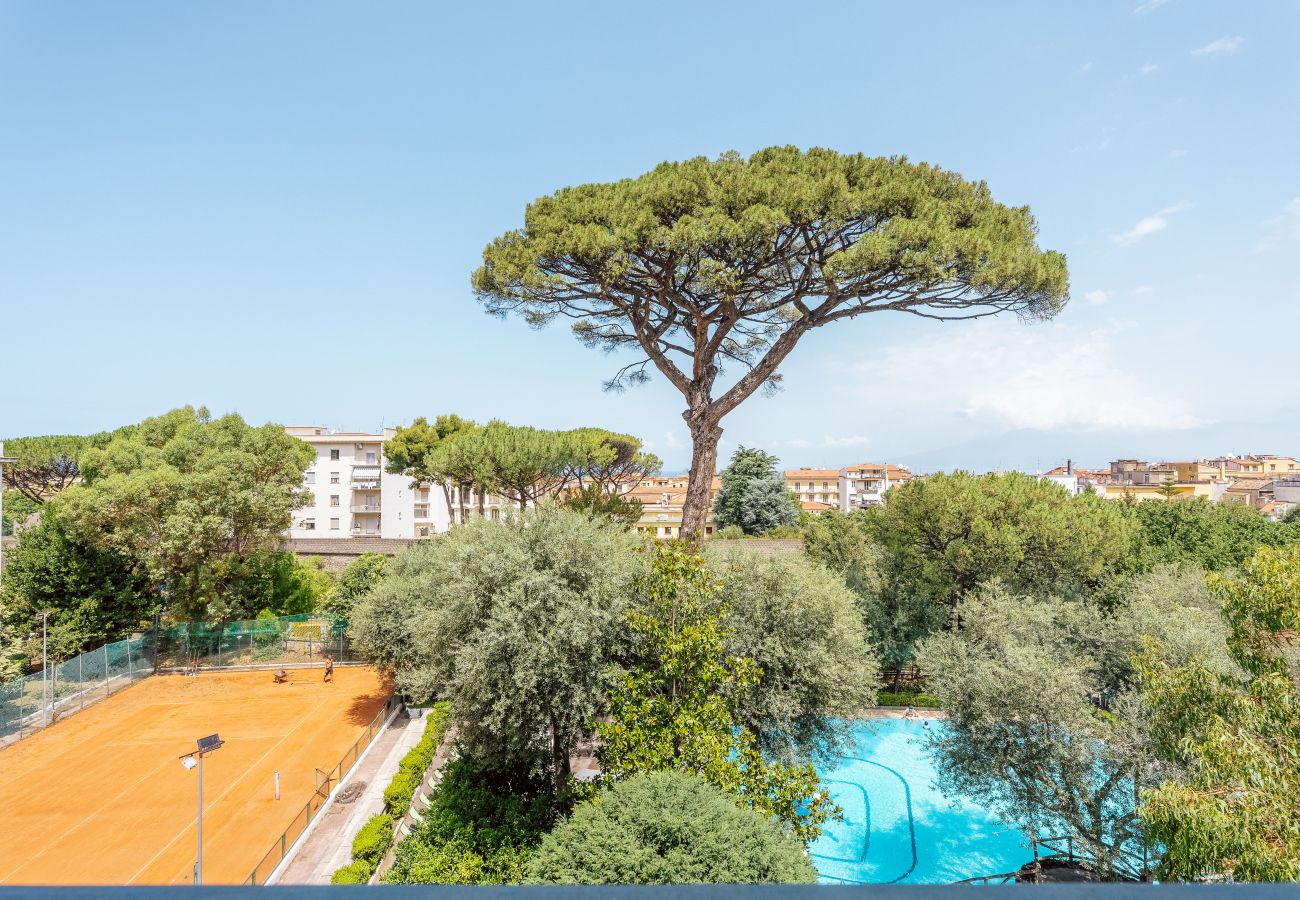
[872, 472, 1133, 632]
[350, 505, 642, 788]
[1155, 477, 1181, 501]
[0, 433, 109, 505]
[526, 771, 817, 884]
[706, 547, 878, 762]
[713, 446, 799, 535]
[1124, 495, 1297, 573]
[54, 406, 315, 621]
[597, 543, 836, 843]
[475, 147, 1069, 538]
[917, 571, 1230, 880]
[559, 428, 661, 492]
[1138, 545, 1300, 882]
[559, 483, 643, 528]
[326, 552, 388, 618]
[0, 507, 156, 668]
[385, 414, 479, 520]
[221, 551, 334, 618]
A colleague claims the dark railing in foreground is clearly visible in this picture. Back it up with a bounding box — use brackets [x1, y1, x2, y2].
[0, 885, 1297, 898]
[243, 694, 400, 886]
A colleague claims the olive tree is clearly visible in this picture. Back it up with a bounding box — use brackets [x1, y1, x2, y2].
[475, 146, 1069, 538]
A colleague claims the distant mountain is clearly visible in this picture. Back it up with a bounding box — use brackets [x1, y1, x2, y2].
[888, 417, 1300, 475]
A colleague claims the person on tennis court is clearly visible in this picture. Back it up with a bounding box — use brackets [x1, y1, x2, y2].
[324, 655, 334, 682]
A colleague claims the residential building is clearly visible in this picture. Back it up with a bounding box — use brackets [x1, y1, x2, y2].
[1203, 455, 1300, 477]
[784, 462, 913, 513]
[284, 426, 452, 539]
[626, 474, 720, 539]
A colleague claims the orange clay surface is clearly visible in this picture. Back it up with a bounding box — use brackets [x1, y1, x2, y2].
[0, 667, 392, 885]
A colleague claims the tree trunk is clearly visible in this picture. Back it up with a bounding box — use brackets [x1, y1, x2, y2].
[680, 418, 722, 542]
[550, 724, 571, 792]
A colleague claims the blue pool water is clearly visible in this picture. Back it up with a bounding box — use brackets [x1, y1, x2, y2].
[810, 718, 1033, 884]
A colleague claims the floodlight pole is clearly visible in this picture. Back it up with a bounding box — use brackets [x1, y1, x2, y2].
[180, 734, 223, 885]
[0, 443, 16, 577]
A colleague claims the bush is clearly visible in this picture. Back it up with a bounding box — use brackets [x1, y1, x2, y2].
[877, 690, 940, 708]
[384, 702, 451, 815]
[330, 860, 372, 884]
[526, 771, 817, 884]
[352, 813, 393, 868]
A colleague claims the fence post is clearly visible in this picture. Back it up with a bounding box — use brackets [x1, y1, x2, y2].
[79, 654, 84, 710]
[104, 644, 110, 697]
[127, 640, 133, 682]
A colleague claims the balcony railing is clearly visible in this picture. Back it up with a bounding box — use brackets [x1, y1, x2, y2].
[351, 529, 381, 537]
[351, 480, 381, 490]
[350, 504, 381, 513]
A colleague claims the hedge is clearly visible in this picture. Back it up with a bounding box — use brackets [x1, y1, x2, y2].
[877, 691, 940, 708]
[330, 860, 372, 884]
[384, 701, 451, 816]
[352, 813, 393, 868]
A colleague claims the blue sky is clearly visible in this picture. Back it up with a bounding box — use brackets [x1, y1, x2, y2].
[2, 1, 1297, 472]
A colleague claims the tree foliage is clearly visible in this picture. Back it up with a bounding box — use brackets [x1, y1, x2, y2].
[559, 483, 643, 528]
[0, 433, 115, 505]
[1124, 496, 1298, 574]
[475, 146, 1069, 537]
[706, 546, 878, 762]
[597, 543, 836, 843]
[872, 472, 1133, 629]
[917, 573, 1230, 880]
[712, 446, 799, 535]
[0, 507, 156, 670]
[49, 407, 314, 621]
[526, 771, 816, 884]
[1138, 545, 1300, 882]
[325, 552, 388, 619]
[349, 505, 642, 787]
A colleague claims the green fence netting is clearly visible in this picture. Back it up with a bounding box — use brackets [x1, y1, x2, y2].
[0, 614, 355, 744]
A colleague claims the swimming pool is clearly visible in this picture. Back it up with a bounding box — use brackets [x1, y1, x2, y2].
[810, 718, 1033, 884]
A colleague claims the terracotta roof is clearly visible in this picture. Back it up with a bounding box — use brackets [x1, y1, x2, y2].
[800, 501, 835, 511]
[784, 469, 840, 479]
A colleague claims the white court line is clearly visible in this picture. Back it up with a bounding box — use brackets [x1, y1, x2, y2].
[124, 694, 332, 884]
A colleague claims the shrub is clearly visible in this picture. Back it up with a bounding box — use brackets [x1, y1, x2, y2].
[352, 813, 393, 868]
[877, 691, 940, 708]
[330, 860, 372, 884]
[526, 771, 817, 884]
[383, 701, 451, 815]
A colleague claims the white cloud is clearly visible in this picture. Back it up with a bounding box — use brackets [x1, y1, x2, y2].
[1083, 289, 1113, 305]
[1139, 64, 1158, 75]
[663, 431, 683, 449]
[1133, 284, 1156, 295]
[1255, 196, 1300, 252]
[1192, 35, 1245, 55]
[1168, 149, 1187, 158]
[826, 321, 1205, 432]
[1113, 201, 1192, 245]
[1132, 0, 1170, 13]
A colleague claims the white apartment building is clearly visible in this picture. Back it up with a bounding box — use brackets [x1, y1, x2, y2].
[285, 426, 452, 539]
[784, 462, 913, 512]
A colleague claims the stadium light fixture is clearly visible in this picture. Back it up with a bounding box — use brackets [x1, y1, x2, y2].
[179, 734, 223, 884]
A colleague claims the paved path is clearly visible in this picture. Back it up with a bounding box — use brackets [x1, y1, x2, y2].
[277, 712, 426, 884]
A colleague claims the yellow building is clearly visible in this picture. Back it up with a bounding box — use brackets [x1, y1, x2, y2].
[627, 475, 720, 539]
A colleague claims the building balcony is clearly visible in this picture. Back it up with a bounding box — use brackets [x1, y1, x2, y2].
[350, 504, 381, 513]
[351, 481, 381, 490]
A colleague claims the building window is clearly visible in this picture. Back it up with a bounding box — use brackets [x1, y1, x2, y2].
[418, 526, 430, 537]
[330, 472, 340, 484]
[330, 495, 340, 507]
[330, 449, 340, 460]
[329, 518, 340, 530]
[302, 519, 315, 530]
[304, 471, 315, 484]
[366, 451, 377, 464]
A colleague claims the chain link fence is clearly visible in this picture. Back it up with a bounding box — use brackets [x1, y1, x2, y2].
[0, 636, 150, 743]
[1, 614, 356, 745]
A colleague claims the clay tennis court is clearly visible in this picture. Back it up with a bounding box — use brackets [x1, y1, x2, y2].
[0, 667, 392, 885]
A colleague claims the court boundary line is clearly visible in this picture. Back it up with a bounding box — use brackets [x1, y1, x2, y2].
[263, 700, 404, 885]
[123, 692, 336, 884]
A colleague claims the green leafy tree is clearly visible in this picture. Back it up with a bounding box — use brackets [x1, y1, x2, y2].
[1124, 495, 1298, 573]
[1138, 545, 1300, 882]
[713, 446, 800, 535]
[559, 483, 643, 528]
[385, 414, 479, 520]
[559, 428, 661, 492]
[0, 433, 111, 505]
[917, 571, 1230, 880]
[475, 146, 1069, 538]
[53, 406, 315, 621]
[1155, 477, 1181, 501]
[0, 507, 156, 668]
[706, 546, 878, 762]
[221, 551, 334, 618]
[526, 771, 816, 884]
[326, 552, 388, 619]
[350, 505, 642, 788]
[597, 542, 836, 843]
[872, 472, 1133, 632]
